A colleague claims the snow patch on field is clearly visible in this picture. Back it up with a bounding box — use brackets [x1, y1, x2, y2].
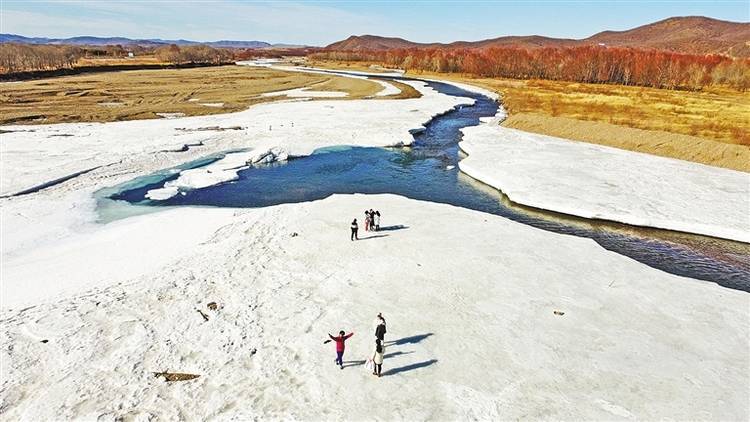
[155, 112, 186, 119]
[261, 87, 348, 98]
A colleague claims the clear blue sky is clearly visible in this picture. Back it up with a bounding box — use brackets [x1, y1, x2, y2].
[1, 0, 748, 45]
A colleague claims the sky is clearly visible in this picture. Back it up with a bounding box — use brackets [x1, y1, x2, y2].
[1, 0, 748, 46]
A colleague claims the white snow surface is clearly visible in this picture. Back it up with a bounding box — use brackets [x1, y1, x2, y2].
[372, 79, 401, 96]
[261, 87, 349, 98]
[459, 125, 750, 243]
[144, 148, 290, 201]
[1, 194, 747, 420]
[155, 112, 186, 119]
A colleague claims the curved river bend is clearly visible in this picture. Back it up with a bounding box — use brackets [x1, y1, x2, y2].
[102, 79, 750, 292]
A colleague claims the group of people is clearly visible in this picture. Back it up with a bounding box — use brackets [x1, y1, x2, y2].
[326, 312, 387, 377]
[350, 209, 382, 241]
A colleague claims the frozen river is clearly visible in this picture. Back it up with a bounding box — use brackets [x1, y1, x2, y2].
[102, 80, 750, 291]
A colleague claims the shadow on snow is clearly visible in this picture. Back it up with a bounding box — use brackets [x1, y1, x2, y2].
[382, 359, 438, 376]
[386, 333, 434, 346]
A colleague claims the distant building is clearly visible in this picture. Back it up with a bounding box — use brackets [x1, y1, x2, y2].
[127, 52, 134, 58]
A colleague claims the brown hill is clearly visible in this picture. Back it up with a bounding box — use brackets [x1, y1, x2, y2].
[449, 35, 579, 49]
[326, 35, 434, 50]
[585, 16, 750, 56]
[325, 16, 750, 57]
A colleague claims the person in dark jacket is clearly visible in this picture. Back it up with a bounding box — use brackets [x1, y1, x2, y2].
[328, 330, 354, 369]
[374, 313, 386, 341]
[368, 209, 376, 231]
[351, 219, 359, 241]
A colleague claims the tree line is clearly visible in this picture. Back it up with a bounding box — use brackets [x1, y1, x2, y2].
[0, 43, 235, 74]
[153, 44, 234, 65]
[312, 46, 750, 91]
[0, 44, 82, 74]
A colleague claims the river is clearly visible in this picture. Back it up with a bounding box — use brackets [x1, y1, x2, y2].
[99, 78, 750, 292]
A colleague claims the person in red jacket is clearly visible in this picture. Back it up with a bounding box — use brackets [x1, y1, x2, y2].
[327, 330, 354, 369]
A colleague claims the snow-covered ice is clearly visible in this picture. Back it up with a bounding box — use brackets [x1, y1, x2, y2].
[1, 194, 747, 420]
[459, 124, 750, 242]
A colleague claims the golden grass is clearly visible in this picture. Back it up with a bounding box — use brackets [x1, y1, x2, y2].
[306, 60, 396, 74]
[474, 78, 750, 147]
[505, 113, 750, 172]
[308, 61, 749, 171]
[0, 65, 383, 125]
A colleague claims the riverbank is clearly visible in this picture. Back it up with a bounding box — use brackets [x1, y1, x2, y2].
[2, 194, 747, 420]
[307, 60, 750, 172]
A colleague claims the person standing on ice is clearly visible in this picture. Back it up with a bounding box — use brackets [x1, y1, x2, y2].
[374, 211, 381, 231]
[351, 218, 359, 241]
[371, 338, 385, 377]
[328, 330, 354, 369]
[364, 210, 371, 231]
[369, 209, 376, 231]
[374, 313, 386, 342]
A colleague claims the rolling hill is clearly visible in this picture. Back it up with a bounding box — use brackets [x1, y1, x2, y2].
[0, 34, 272, 49]
[585, 16, 750, 56]
[325, 16, 750, 57]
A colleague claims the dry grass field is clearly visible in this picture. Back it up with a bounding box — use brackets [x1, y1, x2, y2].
[306, 60, 396, 74]
[455, 76, 750, 172]
[0, 65, 384, 125]
[504, 113, 750, 172]
[470, 78, 750, 145]
[309, 60, 749, 171]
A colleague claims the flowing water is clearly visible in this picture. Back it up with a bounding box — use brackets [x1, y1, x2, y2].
[102, 79, 750, 292]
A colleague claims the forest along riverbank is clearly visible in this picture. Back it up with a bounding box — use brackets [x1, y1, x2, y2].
[103, 78, 750, 292]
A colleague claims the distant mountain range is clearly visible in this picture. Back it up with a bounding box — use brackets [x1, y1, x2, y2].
[326, 17, 750, 57]
[0, 34, 278, 49]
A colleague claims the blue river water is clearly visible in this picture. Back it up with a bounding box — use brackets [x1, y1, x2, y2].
[103, 79, 750, 292]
